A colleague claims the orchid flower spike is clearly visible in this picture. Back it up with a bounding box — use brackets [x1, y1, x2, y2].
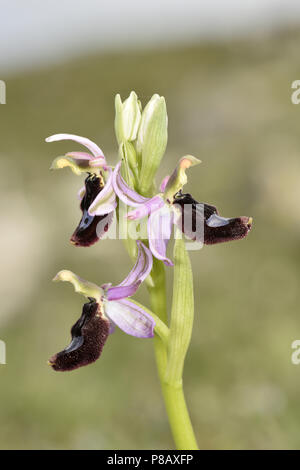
[113, 157, 253, 266]
[46, 133, 117, 246]
[48, 241, 154, 371]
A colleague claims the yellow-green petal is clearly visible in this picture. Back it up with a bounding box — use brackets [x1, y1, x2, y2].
[164, 155, 201, 202]
[53, 270, 102, 302]
[50, 156, 96, 176]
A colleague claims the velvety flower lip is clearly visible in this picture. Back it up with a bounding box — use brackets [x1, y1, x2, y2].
[48, 298, 110, 372]
[70, 173, 114, 247]
[173, 192, 253, 245]
[49, 242, 154, 371]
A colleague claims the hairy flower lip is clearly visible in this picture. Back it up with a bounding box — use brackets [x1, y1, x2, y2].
[49, 299, 110, 372]
[203, 215, 252, 245]
[173, 192, 253, 245]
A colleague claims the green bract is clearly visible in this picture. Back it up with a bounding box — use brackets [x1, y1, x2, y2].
[165, 234, 194, 386]
[136, 94, 168, 196]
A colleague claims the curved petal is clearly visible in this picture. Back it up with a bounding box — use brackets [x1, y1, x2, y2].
[105, 241, 153, 300]
[160, 175, 170, 192]
[164, 155, 201, 201]
[88, 167, 117, 216]
[46, 133, 105, 159]
[66, 151, 93, 160]
[90, 156, 107, 168]
[127, 195, 165, 220]
[53, 270, 102, 301]
[148, 205, 174, 266]
[112, 162, 150, 207]
[119, 241, 153, 287]
[106, 283, 141, 301]
[105, 298, 155, 338]
[67, 152, 106, 169]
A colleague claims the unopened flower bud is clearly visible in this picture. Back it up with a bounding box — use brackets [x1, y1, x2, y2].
[115, 91, 141, 144]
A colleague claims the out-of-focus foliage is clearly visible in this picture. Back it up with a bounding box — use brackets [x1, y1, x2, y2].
[1, 28, 300, 449]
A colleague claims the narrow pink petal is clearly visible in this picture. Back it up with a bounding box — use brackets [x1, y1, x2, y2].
[90, 156, 107, 167]
[160, 175, 170, 192]
[66, 151, 93, 160]
[118, 241, 153, 288]
[105, 298, 155, 338]
[148, 206, 174, 266]
[127, 195, 165, 220]
[112, 162, 150, 207]
[88, 167, 117, 216]
[46, 133, 105, 160]
[106, 283, 141, 301]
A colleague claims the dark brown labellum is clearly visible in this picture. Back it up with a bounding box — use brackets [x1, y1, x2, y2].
[48, 299, 110, 371]
[173, 192, 252, 245]
[70, 174, 113, 247]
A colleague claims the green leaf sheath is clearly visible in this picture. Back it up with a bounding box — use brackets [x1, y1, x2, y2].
[165, 236, 194, 385]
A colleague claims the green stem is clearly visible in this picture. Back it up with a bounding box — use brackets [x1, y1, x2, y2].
[148, 258, 198, 450]
[160, 381, 198, 450]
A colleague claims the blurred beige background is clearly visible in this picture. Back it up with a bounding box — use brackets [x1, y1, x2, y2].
[1, 0, 300, 449]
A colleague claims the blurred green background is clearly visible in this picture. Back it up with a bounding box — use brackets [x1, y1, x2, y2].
[1, 25, 300, 450]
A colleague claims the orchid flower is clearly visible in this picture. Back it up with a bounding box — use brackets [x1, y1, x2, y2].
[46, 133, 117, 246]
[48, 241, 155, 371]
[113, 156, 253, 266]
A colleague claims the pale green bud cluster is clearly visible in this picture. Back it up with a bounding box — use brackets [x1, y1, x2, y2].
[114, 92, 168, 197]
